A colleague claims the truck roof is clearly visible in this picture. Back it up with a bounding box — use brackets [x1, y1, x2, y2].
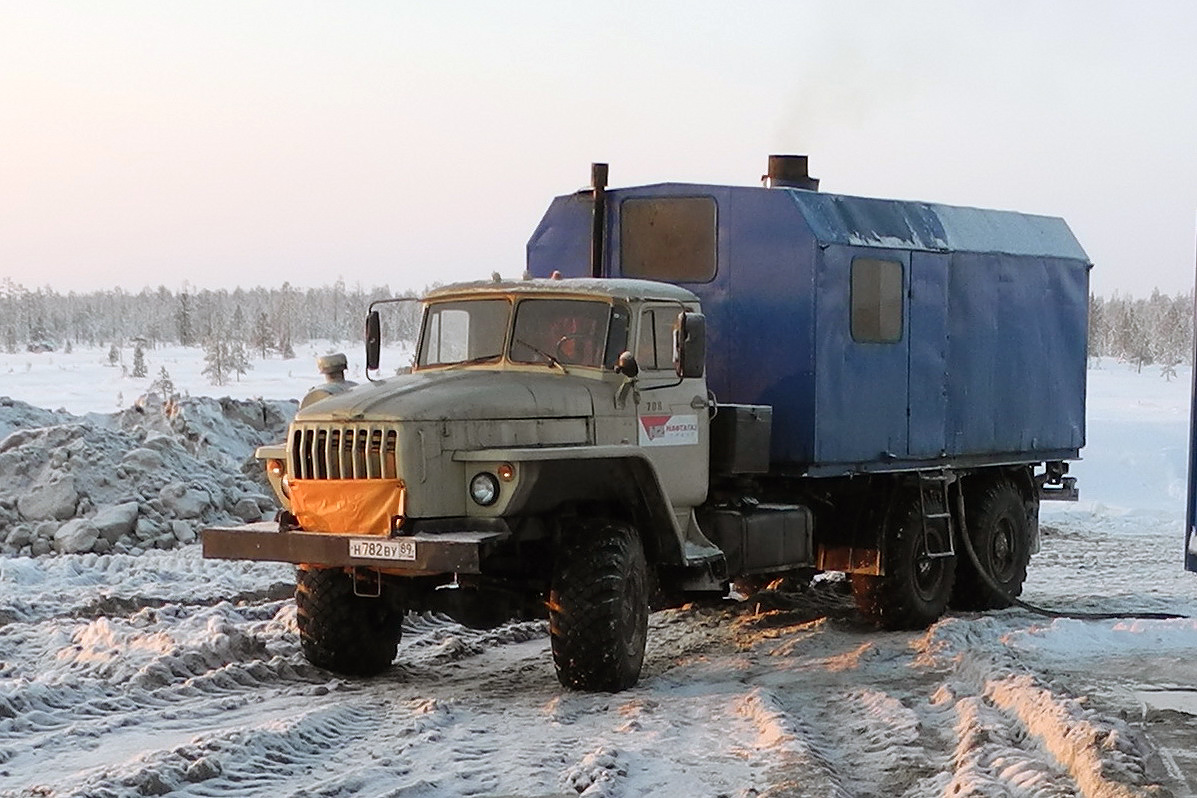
[619, 182, 1090, 262]
[424, 276, 699, 304]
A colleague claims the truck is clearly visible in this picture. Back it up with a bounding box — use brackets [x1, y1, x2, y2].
[202, 156, 1090, 692]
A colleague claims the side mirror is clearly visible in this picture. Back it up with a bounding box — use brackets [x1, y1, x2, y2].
[673, 311, 706, 379]
[366, 310, 381, 371]
[615, 351, 639, 378]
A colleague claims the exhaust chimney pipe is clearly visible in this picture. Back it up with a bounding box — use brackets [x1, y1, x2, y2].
[590, 162, 608, 278]
[762, 155, 819, 191]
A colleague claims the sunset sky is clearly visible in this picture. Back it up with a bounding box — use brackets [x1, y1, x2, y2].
[2, 1, 1195, 296]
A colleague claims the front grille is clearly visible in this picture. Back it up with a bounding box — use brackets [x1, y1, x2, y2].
[290, 423, 400, 480]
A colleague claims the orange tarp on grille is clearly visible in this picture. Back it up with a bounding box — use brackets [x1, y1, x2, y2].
[290, 479, 405, 536]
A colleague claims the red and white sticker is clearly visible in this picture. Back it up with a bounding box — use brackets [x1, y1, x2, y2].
[638, 414, 700, 446]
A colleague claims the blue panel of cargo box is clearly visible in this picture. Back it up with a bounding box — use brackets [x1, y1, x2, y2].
[528, 178, 1090, 476]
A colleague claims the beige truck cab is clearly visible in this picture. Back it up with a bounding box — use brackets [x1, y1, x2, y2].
[204, 276, 731, 692]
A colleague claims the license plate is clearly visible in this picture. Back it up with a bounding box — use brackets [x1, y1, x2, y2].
[348, 537, 416, 561]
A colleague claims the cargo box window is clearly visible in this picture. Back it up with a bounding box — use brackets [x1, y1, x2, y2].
[621, 197, 717, 283]
[851, 258, 903, 343]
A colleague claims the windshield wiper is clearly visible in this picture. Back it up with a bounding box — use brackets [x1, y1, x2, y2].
[443, 352, 503, 369]
[513, 338, 568, 373]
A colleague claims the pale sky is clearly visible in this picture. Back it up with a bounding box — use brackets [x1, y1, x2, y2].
[2, 1, 1195, 297]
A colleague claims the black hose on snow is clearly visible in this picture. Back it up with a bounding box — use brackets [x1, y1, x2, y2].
[952, 489, 1189, 621]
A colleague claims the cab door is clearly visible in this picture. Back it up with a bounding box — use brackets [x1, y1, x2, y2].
[634, 304, 709, 510]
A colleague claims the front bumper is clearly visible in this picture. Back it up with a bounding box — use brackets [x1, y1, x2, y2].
[201, 521, 509, 574]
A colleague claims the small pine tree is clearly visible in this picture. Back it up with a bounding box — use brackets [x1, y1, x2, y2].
[231, 304, 246, 342]
[176, 293, 194, 346]
[151, 366, 176, 398]
[228, 339, 252, 381]
[251, 312, 273, 359]
[107, 343, 120, 366]
[3, 327, 15, 354]
[202, 338, 229, 386]
[63, 339, 72, 354]
[132, 343, 147, 378]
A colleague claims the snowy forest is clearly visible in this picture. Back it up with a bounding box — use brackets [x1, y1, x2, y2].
[1, 277, 1193, 378]
[0, 278, 424, 384]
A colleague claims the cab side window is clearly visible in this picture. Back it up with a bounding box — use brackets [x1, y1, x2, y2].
[604, 304, 630, 369]
[636, 307, 678, 371]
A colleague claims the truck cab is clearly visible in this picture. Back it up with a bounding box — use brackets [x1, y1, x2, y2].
[205, 276, 750, 691]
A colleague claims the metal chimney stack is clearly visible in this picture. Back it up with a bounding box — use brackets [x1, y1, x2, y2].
[762, 155, 819, 190]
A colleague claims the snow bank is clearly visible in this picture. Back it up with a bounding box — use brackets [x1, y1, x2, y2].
[0, 394, 296, 558]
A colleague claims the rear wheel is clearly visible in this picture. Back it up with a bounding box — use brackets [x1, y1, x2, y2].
[852, 492, 956, 629]
[951, 478, 1031, 610]
[295, 567, 403, 676]
[550, 521, 649, 692]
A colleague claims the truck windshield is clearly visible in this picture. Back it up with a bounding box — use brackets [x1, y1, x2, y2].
[417, 299, 509, 367]
[417, 296, 627, 370]
[510, 299, 613, 368]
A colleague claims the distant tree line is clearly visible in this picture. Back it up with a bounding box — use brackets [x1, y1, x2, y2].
[0, 277, 421, 355]
[1088, 290, 1194, 373]
[1, 277, 1193, 375]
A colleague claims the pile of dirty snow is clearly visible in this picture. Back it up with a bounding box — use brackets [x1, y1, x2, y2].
[0, 393, 296, 558]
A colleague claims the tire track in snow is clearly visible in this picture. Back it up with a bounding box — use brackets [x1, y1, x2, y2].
[721, 597, 1171, 798]
[0, 598, 344, 795]
[62, 698, 390, 798]
[913, 616, 1168, 798]
[0, 591, 558, 797]
[0, 550, 1178, 798]
[729, 607, 954, 798]
[0, 550, 294, 627]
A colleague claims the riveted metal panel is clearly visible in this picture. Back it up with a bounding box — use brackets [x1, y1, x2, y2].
[908, 252, 950, 458]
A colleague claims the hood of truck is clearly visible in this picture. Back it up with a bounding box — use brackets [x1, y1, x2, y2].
[294, 369, 597, 422]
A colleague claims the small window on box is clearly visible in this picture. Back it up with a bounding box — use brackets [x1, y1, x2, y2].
[851, 258, 903, 343]
[621, 197, 717, 282]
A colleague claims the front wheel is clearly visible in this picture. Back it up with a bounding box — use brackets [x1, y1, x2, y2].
[550, 521, 649, 692]
[295, 567, 403, 676]
[852, 492, 956, 629]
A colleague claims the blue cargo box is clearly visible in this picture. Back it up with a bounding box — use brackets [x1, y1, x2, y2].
[527, 181, 1090, 476]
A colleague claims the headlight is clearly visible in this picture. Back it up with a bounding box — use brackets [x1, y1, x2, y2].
[469, 472, 499, 506]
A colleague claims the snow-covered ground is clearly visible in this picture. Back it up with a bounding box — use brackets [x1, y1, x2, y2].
[1, 348, 1196, 797]
[0, 342, 388, 416]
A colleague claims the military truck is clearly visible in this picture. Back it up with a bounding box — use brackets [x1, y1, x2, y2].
[203, 156, 1090, 692]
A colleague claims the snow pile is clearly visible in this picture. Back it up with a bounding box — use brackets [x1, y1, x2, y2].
[0, 393, 296, 557]
[0, 397, 77, 442]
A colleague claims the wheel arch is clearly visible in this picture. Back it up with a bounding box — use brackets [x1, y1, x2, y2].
[455, 446, 687, 566]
